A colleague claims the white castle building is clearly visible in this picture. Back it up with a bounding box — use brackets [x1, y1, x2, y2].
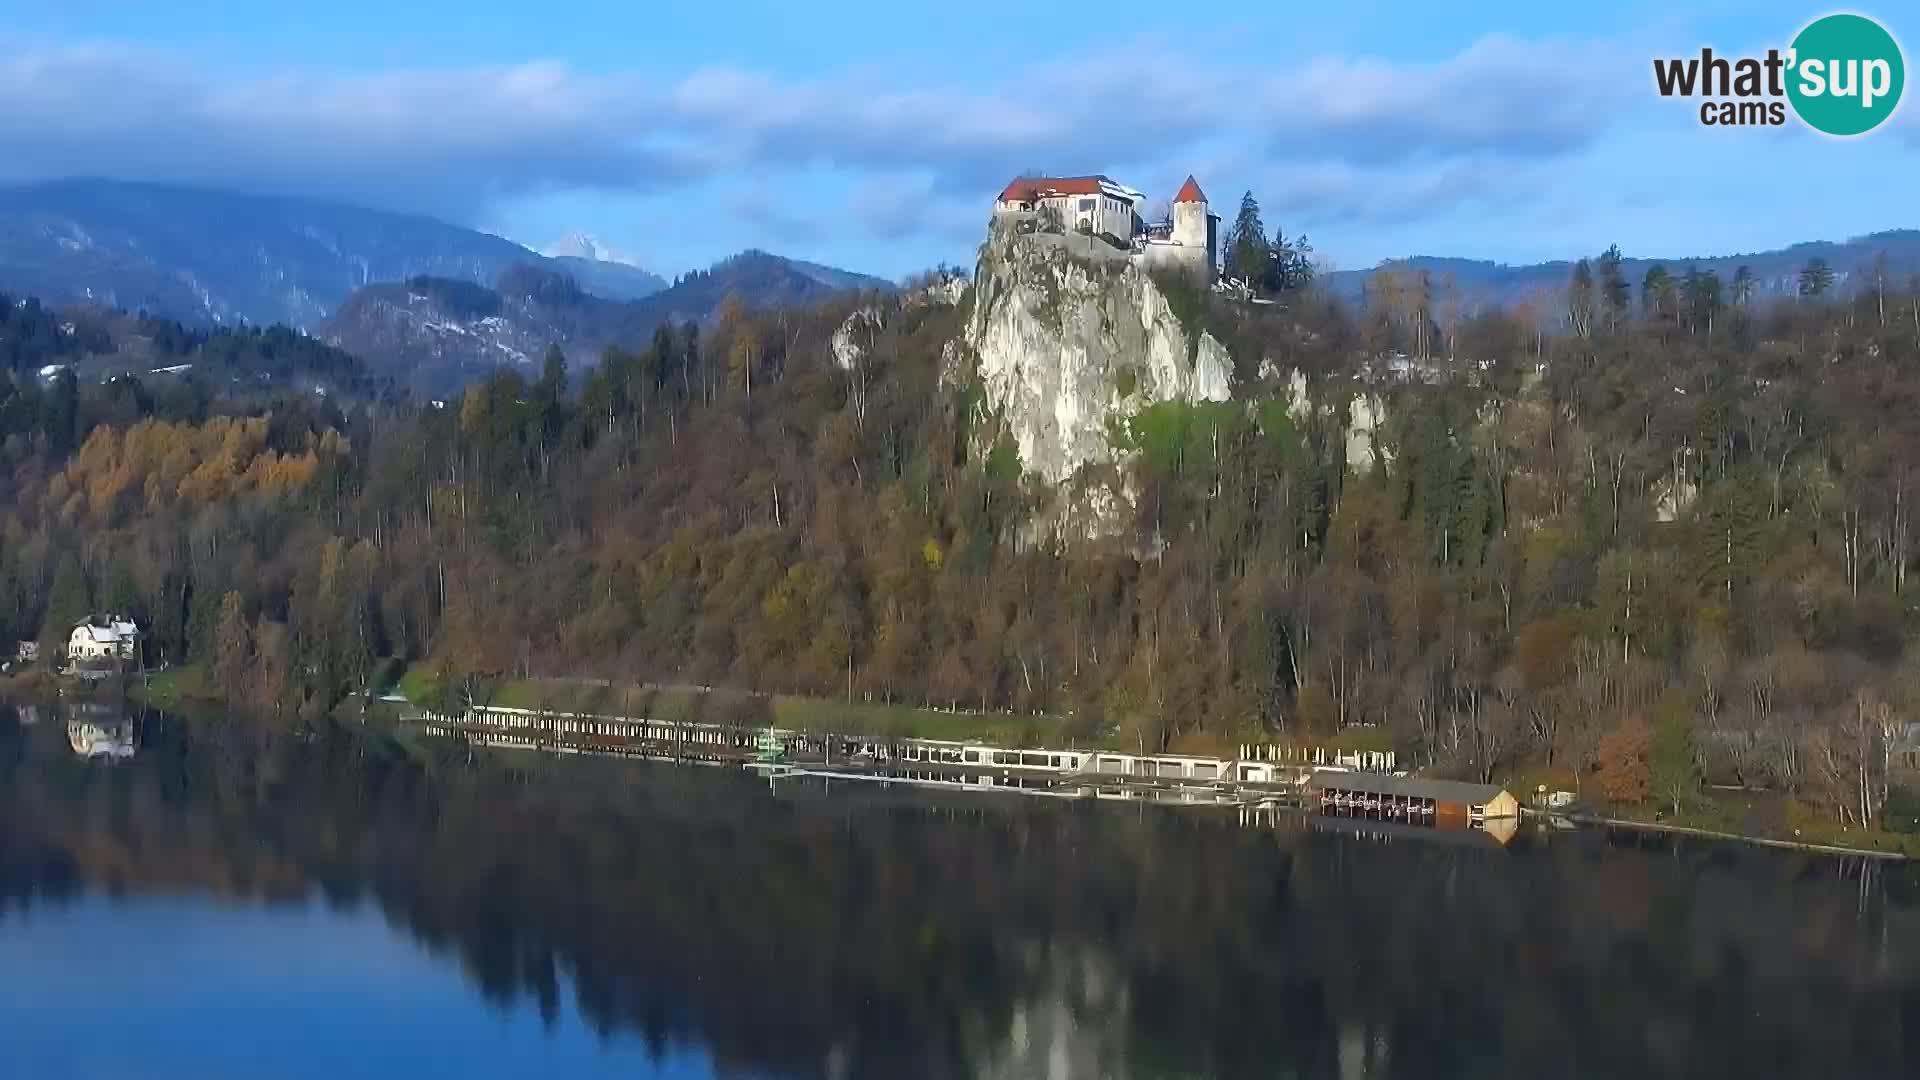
[992, 173, 1219, 279]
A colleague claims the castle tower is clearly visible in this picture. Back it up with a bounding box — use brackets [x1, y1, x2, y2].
[1170, 176, 1217, 279]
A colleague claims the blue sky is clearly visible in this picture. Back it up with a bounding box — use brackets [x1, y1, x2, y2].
[1, 1, 1913, 280]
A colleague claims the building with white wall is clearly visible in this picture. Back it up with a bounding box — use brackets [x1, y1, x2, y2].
[993, 173, 1219, 280]
[1135, 175, 1219, 279]
[67, 617, 140, 663]
[995, 175, 1146, 246]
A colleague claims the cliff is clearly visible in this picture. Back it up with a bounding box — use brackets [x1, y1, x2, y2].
[960, 224, 1233, 506]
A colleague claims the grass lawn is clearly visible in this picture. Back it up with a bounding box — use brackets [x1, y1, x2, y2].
[394, 663, 441, 706]
[767, 693, 1049, 745]
[1597, 788, 1920, 858]
[137, 664, 219, 709]
[391, 663, 1090, 746]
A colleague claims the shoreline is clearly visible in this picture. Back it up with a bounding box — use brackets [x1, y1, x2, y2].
[15, 676, 1914, 863]
[1564, 812, 1911, 861]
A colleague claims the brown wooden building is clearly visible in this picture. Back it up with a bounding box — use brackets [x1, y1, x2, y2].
[1311, 771, 1520, 829]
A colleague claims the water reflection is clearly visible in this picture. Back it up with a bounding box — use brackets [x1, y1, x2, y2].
[1310, 812, 1520, 849]
[1, 708, 1918, 1079]
[64, 703, 139, 761]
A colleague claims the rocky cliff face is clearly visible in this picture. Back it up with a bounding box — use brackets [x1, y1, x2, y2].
[961, 226, 1232, 491]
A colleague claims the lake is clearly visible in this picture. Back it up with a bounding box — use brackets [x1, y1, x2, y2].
[3, 702, 1918, 1079]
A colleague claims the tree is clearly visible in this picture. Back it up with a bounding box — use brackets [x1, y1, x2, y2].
[1567, 259, 1595, 339]
[1869, 252, 1890, 327]
[729, 327, 756, 403]
[1731, 265, 1756, 307]
[1267, 228, 1314, 294]
[103, 561, 142, 623]
[1682, 266, 1722, 335]
[45, 368, 79, 456]
[254, 619, 293, 718]
[1694, 481, 1765, 606]
[1798, 257, 1835, 297]
[1652, 690, 1696, 816]
[39, 555, 92, 663]
[1596, 245, 1630, 330]
[535, 344, 569, 468]
[213, 592, 253, 697]
[1642, 264, 1675, 321]
[1225, 191, 1271, 289]
[1595, 712, 1653, 803]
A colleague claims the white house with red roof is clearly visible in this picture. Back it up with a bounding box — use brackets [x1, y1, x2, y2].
[992, 173, 1218, 279]
[994, 174, 1146, 245]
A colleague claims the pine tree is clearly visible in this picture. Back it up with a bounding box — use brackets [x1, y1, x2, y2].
[1682, 266, 1722, 335]
[1596, 244, 1630, 329]
[1267, 227, 1314, 293]
[1642, 264, 1675, 321]
[1731, 265, 1756, 306]
[1225, 192, 1270, 290]
[1693, 480, 1764, 606]
[213, 591, 253, 696]
[1798, 257, 1836, 297]
[104, 561, 142, 622]
[38, 555, 90, 661]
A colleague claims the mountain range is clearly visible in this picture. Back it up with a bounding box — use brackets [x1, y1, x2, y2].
[6, 176, 1914, 396]
[1323, 230, 1920, 308]
[321, 251, 894, 393]
[0, 179, 572, 328]
[541, 232, 670, 302]
[0, 179, 891, 332]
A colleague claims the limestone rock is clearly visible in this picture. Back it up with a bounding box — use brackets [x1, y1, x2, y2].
[961, 225, 1231, 489]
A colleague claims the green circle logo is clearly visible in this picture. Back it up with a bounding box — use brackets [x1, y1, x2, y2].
[1787, 14, 1904, 135]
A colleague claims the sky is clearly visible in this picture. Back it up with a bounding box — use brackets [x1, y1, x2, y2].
[0, 1, 1914, 281]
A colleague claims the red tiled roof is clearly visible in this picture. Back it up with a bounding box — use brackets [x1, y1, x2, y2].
[997, 175, 1114, 202]
[1173, 175, 1207, 204]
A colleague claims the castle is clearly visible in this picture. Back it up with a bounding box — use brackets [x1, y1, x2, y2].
[992, 173, 1219, 279]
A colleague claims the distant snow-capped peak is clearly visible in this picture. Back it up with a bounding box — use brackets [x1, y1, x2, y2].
[544, 231, 634, 266]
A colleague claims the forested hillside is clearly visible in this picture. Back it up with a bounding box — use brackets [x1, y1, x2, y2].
[321, 251, 898, 394]
[1322, 229, 1920, 310]
[1, 293, 385, 433]
[5, 255, 1920, 824]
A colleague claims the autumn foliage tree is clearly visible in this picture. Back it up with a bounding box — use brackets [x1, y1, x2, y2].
[1595, 712, 1653, 805]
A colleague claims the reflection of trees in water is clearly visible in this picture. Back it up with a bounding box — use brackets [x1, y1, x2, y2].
[2, 716, 1920, 1079]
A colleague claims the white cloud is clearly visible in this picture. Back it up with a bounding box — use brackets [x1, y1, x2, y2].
[0, 35, 1627, 237]
[0, 45, 691, 219]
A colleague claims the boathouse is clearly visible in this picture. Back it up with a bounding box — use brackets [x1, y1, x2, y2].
[1311, 771, 1519, 827]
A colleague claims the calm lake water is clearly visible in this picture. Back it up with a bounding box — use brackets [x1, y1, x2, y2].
[4, 703, 1919, 1079]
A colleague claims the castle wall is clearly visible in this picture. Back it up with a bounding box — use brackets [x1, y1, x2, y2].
[1170, 202, 1204, 246]
[1131, 242, 1209, 278]
[1168, 202, 1217, 277]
